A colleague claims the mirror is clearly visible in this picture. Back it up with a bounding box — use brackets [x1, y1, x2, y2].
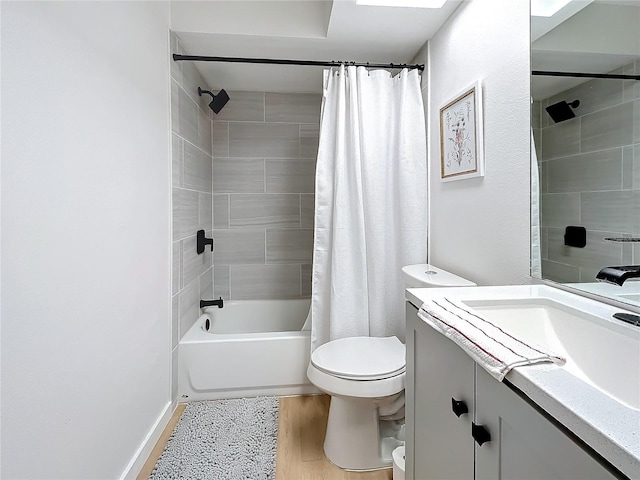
[530, 0, 640, 308]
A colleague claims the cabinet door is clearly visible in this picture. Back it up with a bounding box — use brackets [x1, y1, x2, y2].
[406, 302, 475, 480]
[475, 367, 617, 480]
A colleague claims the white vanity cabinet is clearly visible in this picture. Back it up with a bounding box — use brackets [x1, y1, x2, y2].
[406, 302, 618, 480]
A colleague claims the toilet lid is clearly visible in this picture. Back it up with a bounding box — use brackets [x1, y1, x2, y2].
[311, 336, 406, 380]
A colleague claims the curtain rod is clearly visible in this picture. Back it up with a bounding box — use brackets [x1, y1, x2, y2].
[172, 54, 425, 72]
[532, 70, 640, 81]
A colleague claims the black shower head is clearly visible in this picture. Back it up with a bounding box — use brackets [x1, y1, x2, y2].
[197, 87, 230, 114]
[545, 99, 580, 123]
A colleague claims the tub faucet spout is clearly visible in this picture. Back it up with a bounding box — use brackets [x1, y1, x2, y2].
[200, 297, 224, 309]
[596, 265, 640, 286]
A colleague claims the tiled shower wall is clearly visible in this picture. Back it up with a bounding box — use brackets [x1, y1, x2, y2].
[170, 32, 214, 397]
[533, 59, 640, 283]
[211, 91, 321, 300]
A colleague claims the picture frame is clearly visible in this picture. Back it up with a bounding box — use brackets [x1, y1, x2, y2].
[439, 81, 484, 181]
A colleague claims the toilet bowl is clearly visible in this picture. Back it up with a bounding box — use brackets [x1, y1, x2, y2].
[307, 336, 406, 470]
[308, 264, 476, 471]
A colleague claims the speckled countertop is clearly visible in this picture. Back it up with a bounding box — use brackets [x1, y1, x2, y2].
[406, 284, 640, 479]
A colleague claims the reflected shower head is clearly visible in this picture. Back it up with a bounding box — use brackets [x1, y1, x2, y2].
[197, 87, 230, 114]
[545, 99, 580, 123]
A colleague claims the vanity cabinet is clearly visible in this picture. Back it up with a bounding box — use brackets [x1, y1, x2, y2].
[406, 302, 617, 480]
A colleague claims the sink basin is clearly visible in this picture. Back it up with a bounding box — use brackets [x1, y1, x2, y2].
[465, 298, 640, 411]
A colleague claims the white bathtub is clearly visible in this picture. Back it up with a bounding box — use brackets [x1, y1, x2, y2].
[178, 299, 318, 400]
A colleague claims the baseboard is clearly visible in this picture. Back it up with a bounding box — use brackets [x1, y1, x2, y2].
[119, 400, 175, 480]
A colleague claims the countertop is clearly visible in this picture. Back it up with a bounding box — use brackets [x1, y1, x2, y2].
[406, 284, 640, 479]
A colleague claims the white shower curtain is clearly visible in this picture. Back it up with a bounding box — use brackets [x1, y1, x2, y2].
[311, 65, 427, 351]
[531, 129, 542, 278]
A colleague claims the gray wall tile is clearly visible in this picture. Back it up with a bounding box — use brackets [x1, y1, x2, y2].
[541, 118, 580, 160]
[301, 264, 312, 296]
[197, 107, 212, 155]
[532, 101, 541, 130]
[170, 32, 183, 85]
[547, 228, 624, 270]
[300, 124, 320, 159]
[213, 122, 229, 158]
[623, 62, 640, 102]
[229, 123, 299, 158]
[266, 229, 313, 263]
[230, 194, 301, 228]
[172, 241, 181, 295]
[548, 77, 622, 118]
[183, 142, 212, 192]
[581, 102, 634, 152]
[214, 91, 264, 122]
[213, 229, 265, 265]
[546, 149, 622, 193]
[171, 79, 180, 134]
[266, 159, 316, 193]
[182, 234, 212, 288]
[541, 193, 580, 228]
[213, 194, 230, 228]
[213, 158, 265, 193]
[199, 193, 212, 231]
[214, 266, 230, 299]
[178, 86, 199, 146]
[230, 264, 301, 300]
[301, 194, 315, 229]
[633, 144, 640, 189]
[634, 243, 640, 263]
[172, 133, 182, 188]
[179, 280, 200, 339]
[265, 92, 322, 123]
[634, 100, 640, 144]
[581, 190, 640, 233]
[541, 260, 581, 283]
[173, 188, 199, 241]
[199, 267, 214, 300]
[540, 227, 549, 260]
[622, 146, 634, 190]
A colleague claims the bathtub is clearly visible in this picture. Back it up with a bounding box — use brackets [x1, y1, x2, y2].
[178, 299, 319, 401]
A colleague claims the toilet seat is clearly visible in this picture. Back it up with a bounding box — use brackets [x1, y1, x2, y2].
[311, 336, 406, 381]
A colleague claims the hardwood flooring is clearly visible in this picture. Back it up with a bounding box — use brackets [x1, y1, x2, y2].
[138, 395, 393, 480]
[276, 395, 393, 480]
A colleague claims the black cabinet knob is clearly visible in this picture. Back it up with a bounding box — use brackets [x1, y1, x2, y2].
[472, 422, 491, 446]
[451, 398, 468, 417]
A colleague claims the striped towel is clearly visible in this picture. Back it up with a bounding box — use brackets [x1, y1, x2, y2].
[418, 297, 565, 381]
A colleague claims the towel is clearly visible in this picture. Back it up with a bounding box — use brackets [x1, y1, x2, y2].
[418, 298, 565, 381]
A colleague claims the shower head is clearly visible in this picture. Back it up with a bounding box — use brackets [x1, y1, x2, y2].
[197, 87, 230, 114]
[545, 99, 580, 123]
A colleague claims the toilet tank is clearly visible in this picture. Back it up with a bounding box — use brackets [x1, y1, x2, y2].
[401, 264, 476, 288]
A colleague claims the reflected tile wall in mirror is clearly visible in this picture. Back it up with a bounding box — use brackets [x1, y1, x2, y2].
[534, 59, 640, 284]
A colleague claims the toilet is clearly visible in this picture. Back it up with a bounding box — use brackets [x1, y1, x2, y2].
[307, 264, 476, 471]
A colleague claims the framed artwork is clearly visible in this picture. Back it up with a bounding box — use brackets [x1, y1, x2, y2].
[439, 81, 484, 181]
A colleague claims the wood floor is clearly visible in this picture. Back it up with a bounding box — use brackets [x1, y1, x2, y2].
[138, 395, 393, 480]
[276, 395, 393, 480]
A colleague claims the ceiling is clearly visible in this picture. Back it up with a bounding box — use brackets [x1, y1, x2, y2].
[531, 0, 640, 100]
[171, 0, 462, 93]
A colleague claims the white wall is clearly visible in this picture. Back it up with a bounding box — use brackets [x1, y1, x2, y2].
[427, 0, 532, 285]
[1, 2, 172, 478]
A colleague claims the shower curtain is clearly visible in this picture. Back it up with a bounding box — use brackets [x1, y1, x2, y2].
[531, 129, 542, 278]
[311, 65, 427, 351]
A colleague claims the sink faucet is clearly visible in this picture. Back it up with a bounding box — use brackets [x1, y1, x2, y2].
[596, 265, 640, 286]
[200, 297, 224, 309]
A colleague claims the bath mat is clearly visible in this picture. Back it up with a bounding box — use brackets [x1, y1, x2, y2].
[150, 396, 279, 480]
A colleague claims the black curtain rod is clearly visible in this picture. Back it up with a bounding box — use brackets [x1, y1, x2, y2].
[172, 54, 425, 72]
[532, 70, 640, 81]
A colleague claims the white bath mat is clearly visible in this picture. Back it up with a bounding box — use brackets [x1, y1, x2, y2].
[150, 396, 279, 480]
